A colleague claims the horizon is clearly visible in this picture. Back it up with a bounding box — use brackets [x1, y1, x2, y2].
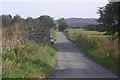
[1, 1, 108, 20]
[1, 14, 99, 20]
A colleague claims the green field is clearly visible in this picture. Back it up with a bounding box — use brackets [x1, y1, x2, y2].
[67, 29, 110, 37]
[65, 29, 119, 76]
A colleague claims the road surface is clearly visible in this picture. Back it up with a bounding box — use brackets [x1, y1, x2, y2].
[50, 32, 118, 79]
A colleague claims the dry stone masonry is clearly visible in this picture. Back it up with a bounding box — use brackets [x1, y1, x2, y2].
[18, 26, 50, 44]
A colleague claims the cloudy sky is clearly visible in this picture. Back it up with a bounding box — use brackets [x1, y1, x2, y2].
[1, 0, 108, 20]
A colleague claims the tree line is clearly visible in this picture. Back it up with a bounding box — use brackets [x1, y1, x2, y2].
[1, 14, 55, 29]
[1, 14, 68, 31]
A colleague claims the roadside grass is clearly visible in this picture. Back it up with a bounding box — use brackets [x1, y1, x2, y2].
[50, 28, 56, 41]
[65, 29, 119, 76]
[2, 40, 56, 78]
[2, 20, 57, 78]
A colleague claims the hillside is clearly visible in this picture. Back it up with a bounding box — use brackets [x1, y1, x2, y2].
[55, 18, 98, 27]
[65, 18, 98, 27]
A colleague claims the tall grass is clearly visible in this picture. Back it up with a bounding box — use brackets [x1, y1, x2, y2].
[50, 28, 56, 41]
[2, 22, 56, 78]
[0, 27, 2, 79]
[2, 23, 26, 40]
[2, 40, 56, 78]
[65, 29, 119, 76]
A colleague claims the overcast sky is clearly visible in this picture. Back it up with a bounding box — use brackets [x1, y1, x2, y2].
[1, 0, 109, 20]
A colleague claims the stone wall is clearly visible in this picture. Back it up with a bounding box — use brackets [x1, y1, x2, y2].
[18, 26, 50, 44]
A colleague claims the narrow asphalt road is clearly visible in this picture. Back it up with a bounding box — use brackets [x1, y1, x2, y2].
[50, 32, 118, 79]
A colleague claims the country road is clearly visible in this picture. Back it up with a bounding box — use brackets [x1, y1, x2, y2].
[50, 32, 118, 79]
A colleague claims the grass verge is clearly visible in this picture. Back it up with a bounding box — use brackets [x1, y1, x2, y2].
[2, 40, 56, 78]
[65, 32, 119, 76]
[50, 28, 56, 41]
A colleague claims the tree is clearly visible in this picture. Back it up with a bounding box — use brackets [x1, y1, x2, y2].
[26, 17, 34, 23]
[97, 2, 120, 50]
[12, 14, 25, 24]
[38, 15, 54, 28]
[98, 2, 119, 36]
[57, 18, 68, 31]
[2, 15, 12, 28]
[25, 17, 35, 28]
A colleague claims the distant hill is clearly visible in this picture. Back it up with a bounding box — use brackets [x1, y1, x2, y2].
[65, 18, 98, 27]
[54, 18, 98, 28]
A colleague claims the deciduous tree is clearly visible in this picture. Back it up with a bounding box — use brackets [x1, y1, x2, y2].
[38, 15, 54, 28]
[97, 2, 120, 51]
[57, 18, 68, 31]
